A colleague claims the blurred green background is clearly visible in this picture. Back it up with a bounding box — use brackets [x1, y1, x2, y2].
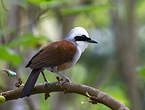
[0, 0, 144, 110]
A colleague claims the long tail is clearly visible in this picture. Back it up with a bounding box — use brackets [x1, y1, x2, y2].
[20, 69, 41, 98]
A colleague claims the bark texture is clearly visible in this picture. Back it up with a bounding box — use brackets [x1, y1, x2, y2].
[1, 82, 129, 110]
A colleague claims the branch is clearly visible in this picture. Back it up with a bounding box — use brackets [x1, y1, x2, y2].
[1, 82, 129, 110]
[0, 0, 8, 12]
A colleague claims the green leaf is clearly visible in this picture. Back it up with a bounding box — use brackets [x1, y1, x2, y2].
[7, 34, 49, 48]
[61, 3, 113, 15]
[0, 69, 17, 78]
[0, 45, 22, 66]
[25, 0, 72, 7]
[102, 86, 129, 106]
[136, 66, 145, 80]
[24, 0, 48, 5]
[136, 0, 145, 23]
[0, 96, 6, 104]
[71, 64, 87, 83]
[40, 0, 64, 8]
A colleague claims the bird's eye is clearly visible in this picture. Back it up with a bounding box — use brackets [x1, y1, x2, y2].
[75, 35, 90, 41]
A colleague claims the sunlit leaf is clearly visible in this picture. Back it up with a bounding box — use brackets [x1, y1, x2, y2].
[25, 0, 72, 7]
[0, 45, 22, 66]
[41, 0, 72, 8]
[136, 0, 145, 23]
[71, 64, 87, 83]
[81, 101, 85, 104]
[61, 3, 113, 15]
[7, 34, 49, 48]
[0, 96, 6, 104]
[102, 86, 129, 106]
[136, 66, 145, 80]
[24, 0, 48, 5]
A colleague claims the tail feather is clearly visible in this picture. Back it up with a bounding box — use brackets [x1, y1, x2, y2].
[20, 69, 41, 98]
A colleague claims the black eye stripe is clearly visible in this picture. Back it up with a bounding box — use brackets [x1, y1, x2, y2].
[75, 35, 91, 41]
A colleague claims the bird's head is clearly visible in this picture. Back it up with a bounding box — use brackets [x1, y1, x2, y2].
[65, 27, 97, 52]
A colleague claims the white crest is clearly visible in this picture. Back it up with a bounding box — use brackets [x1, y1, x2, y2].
[65, 27, 89, 52]
[65, 27, 89, 40]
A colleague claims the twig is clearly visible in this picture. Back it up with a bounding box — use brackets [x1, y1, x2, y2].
[1, 82, 129, 110]
[0, 0, 8, 12]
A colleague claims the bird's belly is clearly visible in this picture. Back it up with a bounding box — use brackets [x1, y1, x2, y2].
[57, 62, 73, 71]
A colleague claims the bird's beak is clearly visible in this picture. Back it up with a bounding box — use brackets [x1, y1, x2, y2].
[87, 39, 98, 44]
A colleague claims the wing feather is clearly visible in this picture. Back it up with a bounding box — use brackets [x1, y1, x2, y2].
[26, 40, 77, 69]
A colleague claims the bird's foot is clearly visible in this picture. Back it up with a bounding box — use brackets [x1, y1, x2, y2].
[56, 76, 63, 82]
[60, 77, 72, 85]
[44, 80, 49, 87]
[56, 76, 62, 85]
[56, 76, 71, 85]
[63, 77, 72, 83]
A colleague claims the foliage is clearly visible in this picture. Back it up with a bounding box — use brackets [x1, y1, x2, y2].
[61, 3, 113, 15]
[0, 96, 5, 104]
[7, 34, 49, 48]
[137, 66, 145, 80]
[0, 0, 145, 109]
[0, 45, 22, 66]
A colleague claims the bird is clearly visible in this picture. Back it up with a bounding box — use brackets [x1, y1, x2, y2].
[20, 27, 98, 98]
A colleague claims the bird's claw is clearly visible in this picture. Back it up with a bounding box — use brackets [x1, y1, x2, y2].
[56, 76, 71, 85]
[44, 82, 49, 87]
[64, 78, 72, 83]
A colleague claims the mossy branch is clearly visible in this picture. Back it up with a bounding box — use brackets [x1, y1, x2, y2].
[1, 82, 129, 110]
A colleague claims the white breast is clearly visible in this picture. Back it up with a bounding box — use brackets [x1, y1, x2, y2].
[70, 40, 88, 66]
[72, 45, 82, 65]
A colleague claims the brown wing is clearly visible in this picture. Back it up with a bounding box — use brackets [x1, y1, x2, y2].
[26, 40, 77, 69]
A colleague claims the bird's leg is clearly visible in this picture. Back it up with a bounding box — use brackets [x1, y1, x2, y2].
[41, 71, 49, 86]
[55, 72, 71, 84]
[56, 76, 63, 82]
[41, 71, 48, 82]
[51, 67, 71, 84]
